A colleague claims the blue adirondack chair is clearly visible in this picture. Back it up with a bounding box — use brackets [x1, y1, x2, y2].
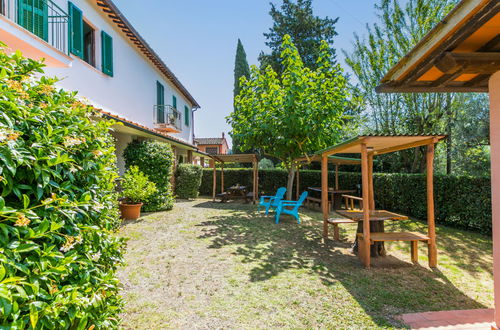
[274, 191, 308, 224]
[258, 187, 287, 214]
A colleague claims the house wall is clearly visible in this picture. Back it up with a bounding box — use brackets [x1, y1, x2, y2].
[35, 0, 196, 144]
[198, 144, 223, 154]
[489, 71, 500, 328]
[111, 130, 133, 175]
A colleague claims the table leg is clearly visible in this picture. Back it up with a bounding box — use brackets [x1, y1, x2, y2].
[411, 241, 418, 263]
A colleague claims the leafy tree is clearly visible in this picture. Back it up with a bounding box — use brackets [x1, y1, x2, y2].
[228, 35, 352, 199]
[232, 39, 251, 153]
[259, 0, 339, 75]
[344, 0, 489, 174]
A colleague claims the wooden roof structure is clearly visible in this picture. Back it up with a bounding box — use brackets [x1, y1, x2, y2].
[208, 154, 259, 203]
[376, 0, 500, 93]
[295, 155, 361, 165]
[316, 135, 445, 268]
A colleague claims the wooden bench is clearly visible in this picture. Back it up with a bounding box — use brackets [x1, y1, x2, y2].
[306, 197, 331, 210]
[327, 218, 357, 240]
[342, 194, 363, 210]
[216, 192, 228, 202]
[357, 232, 430, 264]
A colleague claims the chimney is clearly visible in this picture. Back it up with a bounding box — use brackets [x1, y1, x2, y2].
[222, 132, 225, 139]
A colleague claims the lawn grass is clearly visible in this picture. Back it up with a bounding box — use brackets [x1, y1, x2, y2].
[117, 198, 493, 329]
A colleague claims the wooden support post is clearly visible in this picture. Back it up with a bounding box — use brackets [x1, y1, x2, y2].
[333, 224, 340, 241]
[427, 142, 438, 268]
[211, 159, 216, 202]
[411, 241, 418, 264]
[187, 150, 193, 164]
[368, 153, 375, 210]
[361, 143, 371, 268]
[335, 164, 339, 190]
[221, 162, 224, 193]
[253, 159, 257, 203]
[255, 159, 259, 203]
[200, 157, 205, 167]
[321, 155, 329, 239]
[296, 167, 300, 200]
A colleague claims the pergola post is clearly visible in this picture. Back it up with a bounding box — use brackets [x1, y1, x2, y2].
[335, 164, 339, 190]
[221, 162, 225, 193]
[296, 167, 300, 200]
[253, 158, 257, 203]
[321, 155, 329, 239]
[211, 159, 216, 202]
[368, 152, 375, 210]
[360, 143, 371, 268]
[427, 142, 437, 268]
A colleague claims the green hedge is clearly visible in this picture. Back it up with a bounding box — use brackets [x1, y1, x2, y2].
[0, 49, 124, 328]
[123, 140, 175, 211]
[175, 164, 202, 199]
[201, 169, 491, 233]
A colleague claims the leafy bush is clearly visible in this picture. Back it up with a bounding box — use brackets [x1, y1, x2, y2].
[259, 158, 274, 169]
[0, 48, 124, 328]
[123, 140, 175, 211]
[121, 166, 157, 204]
[200, 168, 491, 233]
[175, 164, 203, 199]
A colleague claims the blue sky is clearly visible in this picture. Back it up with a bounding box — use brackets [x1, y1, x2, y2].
[113, 0, 381, 146]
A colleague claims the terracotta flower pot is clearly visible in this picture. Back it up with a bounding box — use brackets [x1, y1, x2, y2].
[119, 202, 143, 220]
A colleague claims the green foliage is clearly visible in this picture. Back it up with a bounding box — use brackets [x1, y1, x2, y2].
[175, 164, 203, 199]
[200, 169, 491, 233]
[232, 38, 251, 154]
[258, 0, 339, 75]
[123, 140, 175, 211]
[120, 166, 157, 204]
[0, 47, 124, 328]
[228, 35, 352, 198]
[344, 0, 489, 175]
[258, 158, 274, 169]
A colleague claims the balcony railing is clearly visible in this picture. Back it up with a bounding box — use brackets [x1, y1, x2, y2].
[153, 105, 182, 133]
[1, 0, 69, 54]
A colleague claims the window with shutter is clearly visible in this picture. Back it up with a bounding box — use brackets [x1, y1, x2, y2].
[101, 31, 113, 76]
[172, 95, 177, 109]
[157, 81, 165, 124]
[18, 0, 48, 41]
[184, 106, 190, 127]
[68, 2, 83, 57]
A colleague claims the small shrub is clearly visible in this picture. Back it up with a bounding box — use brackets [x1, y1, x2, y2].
[259, 158, 274, 169]
[123, 140, 175, 211]
[0, 47, 124, 328]
[176, 164, 203, 199]
[121, 166, 157, 204]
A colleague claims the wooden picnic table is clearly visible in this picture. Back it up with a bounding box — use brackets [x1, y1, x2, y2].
[218, 185, 250, 203]
[333, 209, 409, 257]
[307, 187, 356, 210]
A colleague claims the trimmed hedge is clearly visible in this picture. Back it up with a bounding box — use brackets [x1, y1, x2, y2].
[175, 164, 202, 199]
[123, 140, 175, 211]
[201, 169, 492, 233]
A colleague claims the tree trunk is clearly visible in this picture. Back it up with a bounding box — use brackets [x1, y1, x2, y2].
[286, 165, 296, 200]
[352, 221, 386, 257]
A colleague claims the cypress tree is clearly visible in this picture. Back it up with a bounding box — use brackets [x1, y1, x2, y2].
[232, 39, 251, 154]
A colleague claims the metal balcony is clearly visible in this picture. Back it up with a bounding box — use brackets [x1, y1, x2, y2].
[153, 105, 182, 133]
[0, 0, 69, 55]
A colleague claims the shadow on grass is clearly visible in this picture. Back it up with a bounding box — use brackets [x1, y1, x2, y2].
[194, 200, 488, 326]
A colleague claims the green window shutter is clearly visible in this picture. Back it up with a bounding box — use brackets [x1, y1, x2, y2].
[184, 106, 189, 126]
[68, 2, 83, 57]
[156, 81, 165, 124]
[101, 31, 113, 76]
[18, 0, 48, 41]
[172, 95, 177, 109]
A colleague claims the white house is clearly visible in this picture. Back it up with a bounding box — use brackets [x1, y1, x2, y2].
[0, 0, 205, 174]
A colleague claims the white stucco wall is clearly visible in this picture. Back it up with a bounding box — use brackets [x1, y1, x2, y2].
[37, 0, 196, 144]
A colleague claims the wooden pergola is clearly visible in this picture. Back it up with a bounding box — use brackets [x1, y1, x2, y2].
[209, 153, 259, 203]
[316, 135, 445, 268]
[294, 155, 361, 199]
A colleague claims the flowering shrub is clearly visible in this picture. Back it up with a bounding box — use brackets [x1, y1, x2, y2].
[123, 140, 175, 211]
[175, 164, 202, 199]
[120, 166, 157, 204]
[0, 48, 124, 328]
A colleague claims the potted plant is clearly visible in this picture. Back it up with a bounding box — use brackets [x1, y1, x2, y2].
[119, 166, 157, 220]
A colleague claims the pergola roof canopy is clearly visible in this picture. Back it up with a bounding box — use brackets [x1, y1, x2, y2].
[376, 0, 500, 93]
[296, 155, 361, 165]
[209, 153, 258, 163]
[315, 135, 446, 156]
